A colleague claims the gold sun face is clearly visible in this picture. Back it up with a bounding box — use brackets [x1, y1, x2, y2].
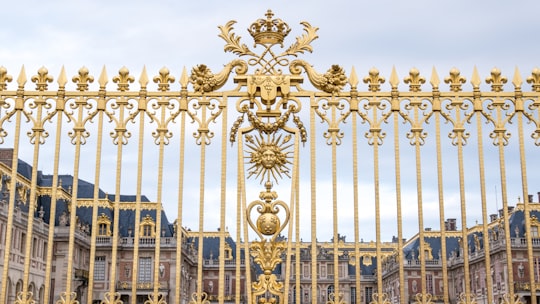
[245, 133, 293, 184]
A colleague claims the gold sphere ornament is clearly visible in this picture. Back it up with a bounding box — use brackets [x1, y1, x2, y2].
[257, 213, 280, 236]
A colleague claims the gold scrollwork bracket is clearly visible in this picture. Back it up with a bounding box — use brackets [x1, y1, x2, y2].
[144, 293, 166, 304]
[188, 292, 210, 304]
[413, 293, 434, 304]
[328, 292, 346, 304]
[101, 292, 123, 304]
[457, 292, 476, 304]
[15, 291, 36, 304]
[290, 60, 347, 94]
[368, 292, 391, 304]
[501, 293, 523, 304]
[189, 59, 247, 93]
[55, 292, 79, 304]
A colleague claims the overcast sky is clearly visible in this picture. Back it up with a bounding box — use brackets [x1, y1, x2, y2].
[1, 1, 540, 241]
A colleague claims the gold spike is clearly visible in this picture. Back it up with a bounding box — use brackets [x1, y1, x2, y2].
[389, 66, 399, 88]
[58, 66, 67, 88]
[180, 66, 189, 89]
[17, 65, 27, 88]
[140, 66, 149, 89]
[98, 66, 108, 89]
[349, 66, 358, 89]
[471, 66, 481, 89]
[512, 66, 522, 89]
[430, 66, 440, 89]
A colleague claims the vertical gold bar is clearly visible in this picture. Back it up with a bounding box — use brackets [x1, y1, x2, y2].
[0, 106, 22, 302]
[495, 104, 515, 300]
[457, 133, 472, 301]
[151, 97, 168, 301]
[87, 102, 105, 303]
[434, 105, 449, 304]
[410, 98, 428, 300]
[283, 150, 294, 304]
[310, 95, 318, 304]
[175, 108, 186, 304]
[21, 94, 45, 301]
[371, 100, 384, 302]
[475, 108, 493, 304]
[516, 83, 536, 303]
[392, 90, 405, 304]
[218, 96, 228, 304]
[236, 130, 243, 304]
[238, 130, 253, 304]
[351, 103, 361, 304]
[294, 133, 301, 304]
[330, 96, 340, 301]
[196, 96, 208, 303]
[43, 96, 64, 304]
[108, 128, 124, 299]
[414, 139, 427, 299]
[63, 94, 87, 302]
[131, 108, 146, 304]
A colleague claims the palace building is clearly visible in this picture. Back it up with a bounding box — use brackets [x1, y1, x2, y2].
[2, 146, 540, 304]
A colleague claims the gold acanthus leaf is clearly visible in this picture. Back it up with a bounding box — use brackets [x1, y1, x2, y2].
[281, 21, 319, 57]
[218, 20, 257, 57]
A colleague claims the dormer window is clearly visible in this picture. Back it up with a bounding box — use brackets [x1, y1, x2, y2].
[140, 215, 156, 237]
[96, 213, 111, 236]
[224, 243, 232, 260]
[530, 215, 540, 238]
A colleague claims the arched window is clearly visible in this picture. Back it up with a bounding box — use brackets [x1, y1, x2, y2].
[327, 285, 334, 300]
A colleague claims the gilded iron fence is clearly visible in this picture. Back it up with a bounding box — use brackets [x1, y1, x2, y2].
[0, 10, 539, 304]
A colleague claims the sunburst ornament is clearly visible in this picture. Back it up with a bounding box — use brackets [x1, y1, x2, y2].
[245, 133, 293, 184]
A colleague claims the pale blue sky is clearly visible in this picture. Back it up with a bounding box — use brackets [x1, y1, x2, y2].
[1, 1, 539, 241]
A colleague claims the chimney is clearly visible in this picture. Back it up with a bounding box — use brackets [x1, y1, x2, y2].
[0, 148, 13, 168]
[445, 218, 457, 231]
[425, 227, 432, 232]
[508, 206, 514, 214]
[538, 192, 540, 203]
[529, 194, 534, 203]
[499, 209, 504, 218]
[490, 214, 498, 222]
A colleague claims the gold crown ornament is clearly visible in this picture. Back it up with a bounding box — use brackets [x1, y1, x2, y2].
[248, 10, 291, 46]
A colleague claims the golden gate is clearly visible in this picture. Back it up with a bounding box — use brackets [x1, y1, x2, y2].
[0, 9, 539, 304]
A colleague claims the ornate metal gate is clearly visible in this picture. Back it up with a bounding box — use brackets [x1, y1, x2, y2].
[0, 10, 539, 304]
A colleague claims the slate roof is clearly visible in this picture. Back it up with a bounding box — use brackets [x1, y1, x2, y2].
[3, 151, 175, 238]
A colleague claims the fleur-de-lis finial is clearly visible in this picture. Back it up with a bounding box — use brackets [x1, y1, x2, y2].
[486, 67, 507, 92]
[72, 67, 94, 92]
[31, 66, 53, 91]
[526, 67, 540, 92]
[404, 68, 425, 92]
[113, 66, 135, 92]
[444, 68, 466, 92]
[363, 67, 385, 92]
[0, 66, 12, 91]
[153, 67, 175, 92]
